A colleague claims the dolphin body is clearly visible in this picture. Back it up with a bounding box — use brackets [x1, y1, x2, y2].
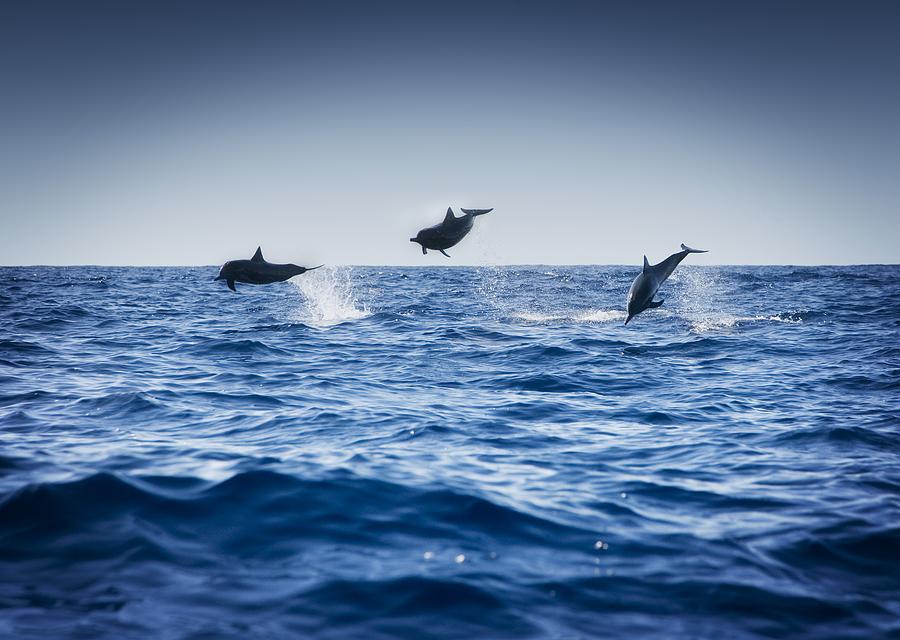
[214, 247, 322, 292]
[410, 207, 493, 257]
[624, 244, 708, 325]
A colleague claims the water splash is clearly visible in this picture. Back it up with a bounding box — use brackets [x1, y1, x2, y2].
[477, 266, 626, 324]
[289, 266, 371, 328]
[511, 309, 625, 323]
[475, 265, 515, 308]
[669, 268, 804, 333]
[576, 309, 626, 323]
[669, 267, 734, 332]
[689, 313, 803, 333]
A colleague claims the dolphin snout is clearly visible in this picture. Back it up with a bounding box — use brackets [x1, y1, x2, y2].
[410, 238, 418, 243]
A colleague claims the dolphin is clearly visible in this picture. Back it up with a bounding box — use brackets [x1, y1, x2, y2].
[624, 243, 708, 325]
[214, 247, 322, 292]
[410, 207, 493, 257]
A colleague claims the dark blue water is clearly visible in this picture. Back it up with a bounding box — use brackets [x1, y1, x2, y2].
[1, 265, 898, 639]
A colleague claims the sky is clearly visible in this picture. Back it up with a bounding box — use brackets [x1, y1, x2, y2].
[2, 1, 898, 266]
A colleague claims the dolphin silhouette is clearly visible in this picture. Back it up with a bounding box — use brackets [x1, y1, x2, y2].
[214, 247, 322, 292]
[624, 243, 708, 325]
[410, 207, 493, 257]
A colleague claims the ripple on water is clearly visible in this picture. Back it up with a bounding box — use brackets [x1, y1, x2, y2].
[0, 265, 897, 639]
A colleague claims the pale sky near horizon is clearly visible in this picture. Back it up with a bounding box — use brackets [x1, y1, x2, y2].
[2, 1, 898, 266]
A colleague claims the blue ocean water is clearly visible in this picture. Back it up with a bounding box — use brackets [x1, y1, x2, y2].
[0, 264, 898, 639]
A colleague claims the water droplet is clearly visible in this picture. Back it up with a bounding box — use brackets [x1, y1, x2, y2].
[489, 551, 497, 559]
[454, 554, 466, 564]
[423, 551, 434, 561]
[620, 492, 628, 499]
[594, 540, 604, 550]
[290, 266, 370, 327]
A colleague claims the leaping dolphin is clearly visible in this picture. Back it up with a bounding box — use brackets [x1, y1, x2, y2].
[624, 243, 708, 325]
[410, 207, 493, 257]
[214, 247, 322, 292]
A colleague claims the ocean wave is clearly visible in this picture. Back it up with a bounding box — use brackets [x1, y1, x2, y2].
[0, 340, 59, 367]
[621, 336, 728, 357]
[0, 390, 61, 408]
[1, 265, 898, 639]
[770, 425, 900, 450]
[288, 576, 535, 638]
[0, 470, 591, 565]
[171, 337, 295, 358]
[534, 576, 862, 637]
[73, 391, 167, 416]
[770, 524, 900, 579]
[821, 372, 900, 392]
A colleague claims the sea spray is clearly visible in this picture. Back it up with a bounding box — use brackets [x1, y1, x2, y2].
[290, 266, 371, 328]
[478, 266, 625, 324]
[668, 266, 733, 332]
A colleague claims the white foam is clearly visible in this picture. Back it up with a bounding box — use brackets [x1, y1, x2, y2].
[512, 311, 567, 323]
[512, 309, 625, 324]
[290, 266, 371, 328]
[656, 269, 803, 333]
[688, 313, 802, 333]
[575, 309, 626, 323]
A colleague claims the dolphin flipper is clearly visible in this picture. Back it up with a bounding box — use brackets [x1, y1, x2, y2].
[227, 279, 236, 292]
[440, 249, 451, 257]
[647, 299, 664, 309]
[422, 246, 427, 255]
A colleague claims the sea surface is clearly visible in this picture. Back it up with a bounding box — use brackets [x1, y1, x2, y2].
[1, 264, 898, 639]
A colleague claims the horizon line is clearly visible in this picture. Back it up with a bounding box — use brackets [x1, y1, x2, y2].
[1, 263, 897, 268]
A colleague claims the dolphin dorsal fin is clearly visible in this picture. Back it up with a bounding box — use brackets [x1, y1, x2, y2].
[643, 255, 650, 272]
[251, 247, 265, 262]
[443, 207, 455, 223]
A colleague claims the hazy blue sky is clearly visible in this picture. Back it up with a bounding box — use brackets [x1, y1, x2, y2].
[2, 1, 898, 265]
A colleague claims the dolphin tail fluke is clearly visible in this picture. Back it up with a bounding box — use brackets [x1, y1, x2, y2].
[680, 243, 708, 253]
[227, 279, 236, 292]
[461, 208, 493, 216]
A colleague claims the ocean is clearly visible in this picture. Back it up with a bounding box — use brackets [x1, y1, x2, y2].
[0, 264, 898, 639]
